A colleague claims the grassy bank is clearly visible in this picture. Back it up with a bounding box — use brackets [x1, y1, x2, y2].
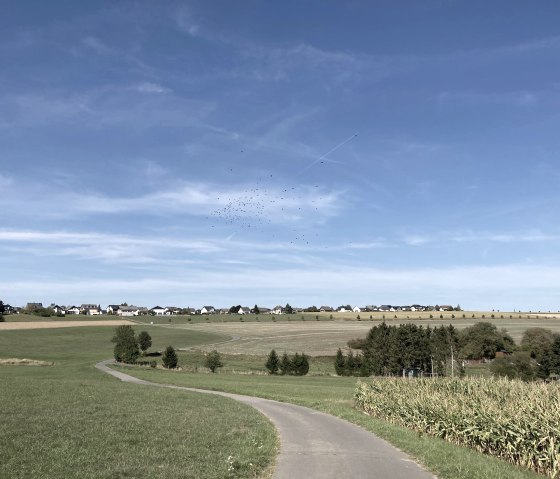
[0, 326, 278, 479]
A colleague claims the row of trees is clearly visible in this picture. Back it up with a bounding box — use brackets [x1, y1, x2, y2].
[344, 322, 516, 377]
[490, 328, 560, 381]
[343, 322, 560, 381]
[0, 300, 4, 322]
[265, 349, 309, 375]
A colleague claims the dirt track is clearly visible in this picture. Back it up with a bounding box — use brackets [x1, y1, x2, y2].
[0, 320, 135, 330]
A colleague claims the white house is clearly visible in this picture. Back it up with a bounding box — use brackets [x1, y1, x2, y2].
[353, 306, 362, 313]
[50, 305, 66, 315]
[65, 306, 80, 315]
[118, 306, 140, 317]
[200, 306, 215, 314]
[150, 306, 168, 316]
[106, 305, 121, 315]
[272, 305, 283, 314]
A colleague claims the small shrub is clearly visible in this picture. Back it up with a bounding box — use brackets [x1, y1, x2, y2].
[440, 314, 443, 319]
[205, 350, 223, 373]
[357, 314, 361, 320]
[429, 314, 433, 319]
[162, 346, 178, 369]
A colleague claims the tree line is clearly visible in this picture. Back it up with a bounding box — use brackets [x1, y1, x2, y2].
[338, 322, 560, 381]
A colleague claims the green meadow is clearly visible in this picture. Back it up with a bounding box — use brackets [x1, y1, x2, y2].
[0, 326, 277, 479]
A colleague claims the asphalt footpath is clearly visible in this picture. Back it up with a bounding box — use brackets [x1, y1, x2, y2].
[96, 360, 436, 479]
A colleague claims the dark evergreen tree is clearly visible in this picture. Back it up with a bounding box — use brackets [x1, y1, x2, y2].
[334, 348, 346, 375]
[299, 353, 309, 376]
[265, 349, 279, 374]
[284, 303, 293, 314]
[162, 345, 178, 369]
[279, 352, 292, 375]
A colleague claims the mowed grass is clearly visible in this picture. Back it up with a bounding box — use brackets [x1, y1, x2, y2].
[0, 326, 278, 479]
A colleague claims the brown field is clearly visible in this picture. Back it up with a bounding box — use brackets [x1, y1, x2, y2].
[0, 320, 135, 330]
[174, 315, 560, 356]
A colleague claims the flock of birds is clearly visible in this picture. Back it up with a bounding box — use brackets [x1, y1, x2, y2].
[204, 134, 358, 245]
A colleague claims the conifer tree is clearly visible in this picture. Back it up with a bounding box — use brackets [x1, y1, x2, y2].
[334, 348, 346, 375]
[162, 345, 178, 369]
[265, 349, 279, 374]
[279, 352, 292, 375]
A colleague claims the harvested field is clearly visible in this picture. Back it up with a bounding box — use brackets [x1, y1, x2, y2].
[174, 317, 560, 356]
[0, 320, 135, 330]
[0, 358, 54, 366]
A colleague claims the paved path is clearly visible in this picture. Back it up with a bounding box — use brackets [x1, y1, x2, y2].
[96, 360, 435, 479]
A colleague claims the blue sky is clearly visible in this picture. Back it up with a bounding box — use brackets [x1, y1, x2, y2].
[2, 1, 560, 310]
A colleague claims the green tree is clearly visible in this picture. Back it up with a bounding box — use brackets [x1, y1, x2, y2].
[460, 322, 515, 360]
[162, 345, 178, 369]
[112, 325, 140, 364]
[284, 303, 293, 314]
[0, 300, 4, 322]
[265, 349, 279, 374]
[279, 352, 292, 375]
[299, 353, 310, 376]
[538, 335, 560, 378]
[521, 328, 555, 361]
[334, 348, 346, 375]
[137, 331, 152, 355]
[491, 351, 538, 381]
[253, 304, 260, 315]
[205, 350, 223, 373]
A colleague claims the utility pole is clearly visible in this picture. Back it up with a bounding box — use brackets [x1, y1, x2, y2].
[451, 344, 454, 378]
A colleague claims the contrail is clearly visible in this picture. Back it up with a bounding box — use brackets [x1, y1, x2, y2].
[296, 133, 357, 176]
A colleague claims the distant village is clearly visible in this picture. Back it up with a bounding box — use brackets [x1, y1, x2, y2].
[3, 302, 461, 316]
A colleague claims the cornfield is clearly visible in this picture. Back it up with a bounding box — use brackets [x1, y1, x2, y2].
[354, 377, 560, 477]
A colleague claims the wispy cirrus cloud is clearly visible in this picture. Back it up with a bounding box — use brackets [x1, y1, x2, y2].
[129, 82, 171, 94]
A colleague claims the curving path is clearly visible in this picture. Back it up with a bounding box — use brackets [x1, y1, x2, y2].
[96, 360, 435, 479]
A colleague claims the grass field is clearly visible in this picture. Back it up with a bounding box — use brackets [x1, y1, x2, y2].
[2, 318, 555, 479]
[0, 326, 278, 479]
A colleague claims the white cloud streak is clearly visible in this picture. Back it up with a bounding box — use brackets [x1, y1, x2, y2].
[3, 264, 560, 311]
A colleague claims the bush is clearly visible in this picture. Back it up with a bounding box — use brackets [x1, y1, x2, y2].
[205, 350, 223, 373]
[265, 349, 279, 374]
[162, 345, 178, 369]
[0, 314, 4, 323]
[112, 325, 140, 364]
